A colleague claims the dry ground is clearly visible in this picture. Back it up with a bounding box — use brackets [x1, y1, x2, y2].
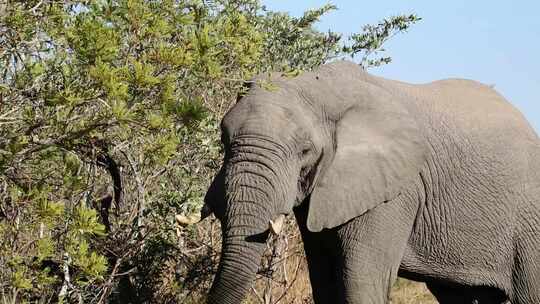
[390, 279, 438, 304]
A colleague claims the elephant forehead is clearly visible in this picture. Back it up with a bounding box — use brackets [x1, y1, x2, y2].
[223, 97, 306, 135]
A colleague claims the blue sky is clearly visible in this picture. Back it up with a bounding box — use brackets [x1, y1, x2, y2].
[263, 1, 540, 132]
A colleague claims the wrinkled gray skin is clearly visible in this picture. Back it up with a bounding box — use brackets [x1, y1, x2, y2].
[203, 61, 540, 304]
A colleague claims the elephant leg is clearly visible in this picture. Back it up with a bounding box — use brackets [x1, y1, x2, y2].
[335, 196, 418, 304]
[294, 204, 340, 303]
[511, 231, 540, 304]
[426, 282, 508, 304]
[426, 283, 471, 304]
[304, 243, 340, 303]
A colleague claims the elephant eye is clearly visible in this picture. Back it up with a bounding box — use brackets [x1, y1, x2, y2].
[300, 141, 313, 158]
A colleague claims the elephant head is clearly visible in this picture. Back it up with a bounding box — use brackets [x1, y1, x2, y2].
[203, 61, 427, 304]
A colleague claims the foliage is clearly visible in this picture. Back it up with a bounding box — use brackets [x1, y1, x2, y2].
[346, 14, 422, 68]
[0, 0, 419, 302]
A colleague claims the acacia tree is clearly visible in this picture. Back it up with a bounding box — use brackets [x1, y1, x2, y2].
[0, 1, 420, 302]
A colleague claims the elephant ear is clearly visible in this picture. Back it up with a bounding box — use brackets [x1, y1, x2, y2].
[306, 86, 427, 232]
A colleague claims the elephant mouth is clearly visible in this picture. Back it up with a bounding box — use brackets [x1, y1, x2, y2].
[244, 230, 270, 243]
[245, 213, 287, 242]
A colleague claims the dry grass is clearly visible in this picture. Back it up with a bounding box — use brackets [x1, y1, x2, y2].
[390, 279, 438, 304]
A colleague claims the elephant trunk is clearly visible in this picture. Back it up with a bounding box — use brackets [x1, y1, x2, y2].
[207, 226, 266, 304]
[207, 144, 291, 304]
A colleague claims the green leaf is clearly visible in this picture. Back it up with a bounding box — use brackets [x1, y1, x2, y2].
[70, 206, 106, 237]
[12, 269, 33, 290]
[36, 237, 55, 262]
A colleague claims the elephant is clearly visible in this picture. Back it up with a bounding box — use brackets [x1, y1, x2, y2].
[201, 60, 540, 304]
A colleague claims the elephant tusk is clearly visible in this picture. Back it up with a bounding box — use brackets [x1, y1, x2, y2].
[175, 213, 201, 227]
[176, 203, 214, 227]
[269, 214, 286, 235]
